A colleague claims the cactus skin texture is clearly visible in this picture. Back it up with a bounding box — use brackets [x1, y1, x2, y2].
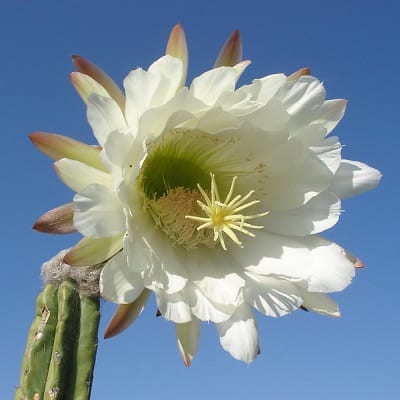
[15, 280, 100, 400]
[66, 294, 100, 400]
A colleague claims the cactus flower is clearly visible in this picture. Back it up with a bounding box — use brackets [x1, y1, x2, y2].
[32, 24, 381, 365]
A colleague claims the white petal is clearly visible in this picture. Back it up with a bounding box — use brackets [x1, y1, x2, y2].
[100, 251, 145, 303]
[185, 283, 234, 323]
[314, 99, 347, 135]
[124, 209, 188, 294]
[235, 232, 355, 293]
[216, 304, 259, 364]
[244, 273, 303, 317]
[248, 98, 290, 132]
[261, 144, 334, 210]
[277, 76, 326, 127]
[101, 129, 137, 185]
[239, 74, 287, 104]
[87, 94, 126, 146]
[55, 158, 112, 193]
[186, 248, 245, 307]
[138, 88, 204, 140]
[148, 55, 183, 99]
[175, 318, 201, 367]
[330, 159, 382, 199]
[301, 291, 341, 317]
[124, 56, 183, 125]
[195, 106, 241, 134]
[73, 183, 126, 238]
[310, 135, 342, 174]
[190, 67, 237, 105]
[262, 191, 341, 236]
[155, 290, 192, 323]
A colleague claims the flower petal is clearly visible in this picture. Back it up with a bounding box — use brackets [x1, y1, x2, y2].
[240, 74, 287, 105]
[190, 67, 237, 106]
[100, 251, 145, 303]
[165, 24, 188, 87]
[215, 304, 259, 364]
[185, 283, 234, 323]
[213, 29, 242, 68]
[124, 55, 183, 125]
[30, 132, 105, 171]
[104, 289, 151, 338]
[244, 273, 303, 317]
[236, 232, 355, 293]
[330, 159, 382, 199]
[288, 67, 311, 81]
[301, 291, 341, 317]
[175, 318, 201, 367]
[87, 94, 126, 146]
[72, 54, 125, 110]
[155, 290, 192, 323]
[64, 234, 123, 266]
[277, 75, 326, 127]
[186, 249, 245, 307]
[33, 202, 76, 234]
[54, 158, 112, 193]
[70, 72, 110, 104]
[314, 99, 347, 135]
[262, 191, 341, 236]
[73, 183, 126, 238]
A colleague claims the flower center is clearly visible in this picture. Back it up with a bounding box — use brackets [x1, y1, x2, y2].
[146, 187, 216, 250]
[186, 174, 269, 250]
[138, 129, 268, 250]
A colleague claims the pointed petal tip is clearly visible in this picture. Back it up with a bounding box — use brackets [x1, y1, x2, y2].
[104, 291, 151, 339]
[214, 29, 243, 68]
[32, 203, 76, 234]
[70, 54, 125, 109]
[288, 67, 311, 81]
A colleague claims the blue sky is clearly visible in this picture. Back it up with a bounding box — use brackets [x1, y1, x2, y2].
[2, 0, 398, 398]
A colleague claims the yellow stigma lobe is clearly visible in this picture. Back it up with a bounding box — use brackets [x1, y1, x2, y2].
[186, 174, 269, 250]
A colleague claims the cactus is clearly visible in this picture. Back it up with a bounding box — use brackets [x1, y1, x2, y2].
[15, 251, 101, 400]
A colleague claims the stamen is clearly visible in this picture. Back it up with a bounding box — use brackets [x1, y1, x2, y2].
[186, 174, 269, 250]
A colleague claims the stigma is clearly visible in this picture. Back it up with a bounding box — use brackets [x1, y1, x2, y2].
[186, 174, 269, 250]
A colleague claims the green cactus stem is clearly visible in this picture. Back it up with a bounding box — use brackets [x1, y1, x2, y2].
[43, 280, 80, 399]
[15, 250, 101, 400]
[16, 284, 59, 400]
[65, 294, 100, 400]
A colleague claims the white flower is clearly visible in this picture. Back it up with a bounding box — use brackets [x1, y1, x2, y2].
[32, 25, 381, 365]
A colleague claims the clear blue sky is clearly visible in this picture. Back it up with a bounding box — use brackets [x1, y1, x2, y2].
[2, 1, 398, 399]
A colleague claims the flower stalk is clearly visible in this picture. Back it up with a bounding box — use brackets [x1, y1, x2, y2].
[15, 253, 101, 400]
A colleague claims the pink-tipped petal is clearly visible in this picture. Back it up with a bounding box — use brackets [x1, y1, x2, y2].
[214, 29, 242, 68]
[345, 250, 364, 269]
[33, 203, 76, 234]
[72, 54, 125, 110]
[175, 318, 201, 367]
[30, 132, 106, 172]
[288, 67, 311, 81]
[166, 24, 188, 86]
[70, 72, 110, 104]
[64, 234, 123, 266]
[104, 289, 151, 339]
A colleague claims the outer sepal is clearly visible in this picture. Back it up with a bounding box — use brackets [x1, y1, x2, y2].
[64, 235, 123, 266]
[29, 132, 106, 172]
[288, 67, 311, 81]
[165, 24, 188, 87]
[214, 29, 242, 68]
[104, 289, 151, 338]
[33, 203, 76, 234]
[72, 54, 125, 110]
